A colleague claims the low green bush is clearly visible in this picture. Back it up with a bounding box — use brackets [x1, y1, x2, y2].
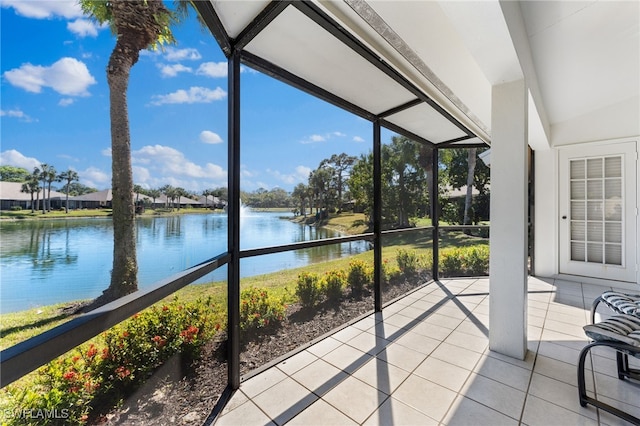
[347, 259, 372, 295]
[396, 249, 420, 277]
[295, 272, 322, 308]
[323, 269, 347, 302]
[240, 287, 286, 331]
[439, 245, 489, 277]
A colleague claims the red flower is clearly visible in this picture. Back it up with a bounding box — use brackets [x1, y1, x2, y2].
[72, 356, 80, 363]
[162, 305, 169, 311]
[122, 331, 130, 338]
[63, 371, 76, 381]
[86, 345, 98, 358]
[115, 366, 131, 378]
[152, 336, 166, 347]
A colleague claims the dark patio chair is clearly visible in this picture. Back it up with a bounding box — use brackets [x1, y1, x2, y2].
[578, 314, 640, 425]
[590, 290, 640, 323]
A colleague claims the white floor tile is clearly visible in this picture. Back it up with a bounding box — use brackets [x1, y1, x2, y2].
[413, 356, 472, 392]
[443, 395, 519, 425]
[322, 376, 388, 424]
[521, 394, 597, 426]
[363, 396, 439, 426]
[291, 358, 348, 396]
[251, 378, 318, 425]
[351, 357, 411, 395]
[461, 373, 526, 419]
[391, 374, 457, 422]
[430, 342, 483, 370]
[287, 398, 357, 426]
[214, 400, 275, 426]
[322, 342, 372, 374]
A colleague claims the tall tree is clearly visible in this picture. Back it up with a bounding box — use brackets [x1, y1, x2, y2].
[44, 165, 58, 212]
[38, 164, 54, 214]
[58, 169, 79, 213]
[80, 0, 195, 304]
[319, 153, 356, 213]
[463, 148, 477, 226]
[308, 168, 333, 215]
[291, 183, 309, 216]
[31, 168, 42, 213]
[147, 188, 162, 208]
[0, 165, 30, 182]
[20, 175, 40, 213]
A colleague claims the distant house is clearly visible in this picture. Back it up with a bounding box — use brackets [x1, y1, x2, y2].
[196, 195, 226, 209]
[0, 181, 67, 210]
[155, 194, 202, 209]
[68, 189, 113, 209]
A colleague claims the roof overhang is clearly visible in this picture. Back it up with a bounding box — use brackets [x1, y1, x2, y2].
[195, 0, 489, 148]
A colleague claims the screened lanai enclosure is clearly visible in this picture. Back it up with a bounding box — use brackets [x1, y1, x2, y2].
[1, 0, 638, 424]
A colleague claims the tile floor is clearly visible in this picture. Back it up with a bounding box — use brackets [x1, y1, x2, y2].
[214, 277, 640, 425]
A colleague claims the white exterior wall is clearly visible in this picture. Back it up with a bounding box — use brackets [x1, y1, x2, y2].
[534, 138, 640, 289]
[533, 148, 558, 277]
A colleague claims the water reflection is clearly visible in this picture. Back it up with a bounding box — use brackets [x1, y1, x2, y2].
[0, 212, 369, 313]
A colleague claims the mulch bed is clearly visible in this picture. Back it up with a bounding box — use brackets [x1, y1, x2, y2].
[93, 276, 429, 425]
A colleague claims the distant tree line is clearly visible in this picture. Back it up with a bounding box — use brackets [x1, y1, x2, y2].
[1, 139, 488, 223]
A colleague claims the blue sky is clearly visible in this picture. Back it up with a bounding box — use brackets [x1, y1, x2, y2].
[0, 0, 376, 193]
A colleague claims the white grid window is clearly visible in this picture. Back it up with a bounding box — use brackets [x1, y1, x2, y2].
[569, 156, 623, 265]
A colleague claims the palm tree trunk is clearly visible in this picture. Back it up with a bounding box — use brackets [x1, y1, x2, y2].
[104, 41, 138, 301]
[463, 148, 477, 226]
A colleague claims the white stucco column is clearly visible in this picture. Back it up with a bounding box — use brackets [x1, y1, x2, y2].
[489, 79, 528, 360]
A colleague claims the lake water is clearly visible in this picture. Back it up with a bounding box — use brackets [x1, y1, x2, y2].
[0, 211, 369, 313]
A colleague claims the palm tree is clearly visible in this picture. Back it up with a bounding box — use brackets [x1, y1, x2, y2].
[38, 164, 54, 214]
[463, 148, 477, 226]
[44, 165, 58, 212]
[20, 177, 40, 213]
[202, 189, 212, 208]
[31, 167, 42, 213]
[79, 0, 196, 304]
[147, 188, 161, 209]
[59, 169, 79, 213]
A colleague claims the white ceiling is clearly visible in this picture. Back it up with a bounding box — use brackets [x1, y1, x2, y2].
[206, 0, 640, 148]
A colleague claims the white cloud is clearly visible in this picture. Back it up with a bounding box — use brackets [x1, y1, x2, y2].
[300, 131, 348, 144]
[353, 136, 365, 143]
[267, 165, 311, 185]
[101, 148, 112, 157]
[196, 62, 227, 78]
[133, 166, 151, 184]
[58, 98, 74, 107]
[67, 19, 103, 37]
[0, 149, 40, 170]
[0, 108, 36, 122]
[1, 0, 82, 19]
[132, 144, 227, 181]
[163, 47, 201, 62]
[240, 166, 256, 178]
[158, 63, 192, 78]
[3, 57, 96, 96]
[295, 165, 312, 178]
[79, 166, 110, 188]
[150, 86, 227, 106]
[199, 130, 223, 144]
[300, 134, 326, 144]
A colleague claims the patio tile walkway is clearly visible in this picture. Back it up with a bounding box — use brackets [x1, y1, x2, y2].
[215, 278, 640, 425]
